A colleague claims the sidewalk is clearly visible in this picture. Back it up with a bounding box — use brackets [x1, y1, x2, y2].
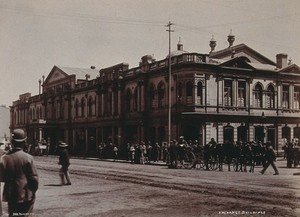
[72, 156, 300, 175]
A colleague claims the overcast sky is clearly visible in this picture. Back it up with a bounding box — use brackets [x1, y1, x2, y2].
[1, 0, 299, 106]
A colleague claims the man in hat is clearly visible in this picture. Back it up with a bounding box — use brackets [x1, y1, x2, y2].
[260, 141, 279, 175]
[0, 129, 39, 217]
[58, 142, 71, 185]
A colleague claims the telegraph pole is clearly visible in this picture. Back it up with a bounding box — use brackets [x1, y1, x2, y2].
[166, 21, 174, 146]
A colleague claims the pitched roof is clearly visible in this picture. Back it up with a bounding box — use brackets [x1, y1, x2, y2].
[210, 43, 276, 66]
[57, 66, 99, 80]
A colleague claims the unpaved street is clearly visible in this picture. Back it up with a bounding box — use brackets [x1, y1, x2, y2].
[2, 156, 299, 217]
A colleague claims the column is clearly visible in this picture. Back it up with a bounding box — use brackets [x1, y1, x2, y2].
[290, 84, 294, 110]
[111, 91, 115, 115]
[217, 123, 223, 144]
[118, 87, 122, 115]
[249, 124, 255, 141]
[140, 82, 145, 112]
[232, 79, 237, 107]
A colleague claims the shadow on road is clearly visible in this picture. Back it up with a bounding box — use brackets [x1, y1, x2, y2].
[44, 184, 63, 186]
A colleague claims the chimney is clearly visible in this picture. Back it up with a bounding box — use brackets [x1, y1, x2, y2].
[140, 55, 153, 66]
[276, 53, 288, 69]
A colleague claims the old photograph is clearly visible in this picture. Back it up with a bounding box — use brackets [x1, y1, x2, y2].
[0, 0, 300, 216]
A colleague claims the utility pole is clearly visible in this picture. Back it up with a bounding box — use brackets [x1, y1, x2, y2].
[166, 21, 174, 146]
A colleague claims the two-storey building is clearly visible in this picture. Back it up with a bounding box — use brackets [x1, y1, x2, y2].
[10, 33, 300, 156]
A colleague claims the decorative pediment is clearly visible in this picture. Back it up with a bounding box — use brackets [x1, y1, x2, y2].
[44, 66, 69, 85]
[219, 57, 255, 70]
[278, 64, 300, 74]
[210, 43, 276, 65]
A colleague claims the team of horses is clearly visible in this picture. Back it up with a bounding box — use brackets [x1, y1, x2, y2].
[169, 140, 268, 172]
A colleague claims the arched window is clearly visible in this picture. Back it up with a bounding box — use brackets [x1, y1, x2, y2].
[125, 89, 131, 112]
[266, 85, 275, 108]
[32, 108, 36, 120]
[114, 91, 118, 115]
[150, 84, 156, 108]
[88, 96, 93, 116]
[14, 111, 17, 124]
[158, 82, 165, 108]
[133, 87, 138, 112]
[186, 81, 193, 104]
[81, 97, 85, 117]
[197, 82, 203, 105]
[75, 99, 79, 117]
[253, 83, 263, 108]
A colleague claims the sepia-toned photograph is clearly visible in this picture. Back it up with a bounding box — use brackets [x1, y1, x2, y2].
[0, 0, 300, 216]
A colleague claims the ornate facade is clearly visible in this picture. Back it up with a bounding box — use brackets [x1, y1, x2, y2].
[10, 34, 300, 156]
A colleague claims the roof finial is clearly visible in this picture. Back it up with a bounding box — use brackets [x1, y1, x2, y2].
[227, 29, 235, 47]
[177, 37, 183, 51]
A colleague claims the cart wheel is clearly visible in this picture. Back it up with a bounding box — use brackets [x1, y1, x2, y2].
[209, 159, 218, 170]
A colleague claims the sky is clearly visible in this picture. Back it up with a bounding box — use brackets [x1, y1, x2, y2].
[0, 0, 299, 106]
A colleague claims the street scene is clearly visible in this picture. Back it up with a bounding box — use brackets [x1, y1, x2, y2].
[1, 155, 299, 217]
[1, 1, 300, 217]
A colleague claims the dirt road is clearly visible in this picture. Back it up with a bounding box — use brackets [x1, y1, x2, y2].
[2, 156, 299, 217]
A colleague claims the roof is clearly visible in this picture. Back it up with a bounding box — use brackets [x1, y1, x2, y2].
[210, 43, 276, 66]
[56, 66, 99, 80]
[166, 49, 188, 58]
[218, 56, 277, 72]
[247, 62, 276, 71]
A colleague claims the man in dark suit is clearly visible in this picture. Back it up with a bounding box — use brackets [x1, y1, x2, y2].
[58, 142, 71, 185]
[260, 142, 279, 175]
[0, 129, 39, 217]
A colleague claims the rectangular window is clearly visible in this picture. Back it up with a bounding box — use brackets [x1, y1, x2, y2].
[294, 86, 300, 110]
[187, 55, 194, 62]
[283, 85, 289, 109]
[237, 81, 246, 107]
[224, 80, 232, 106]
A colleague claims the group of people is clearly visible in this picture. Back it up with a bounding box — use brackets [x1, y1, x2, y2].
[126, 142, 169, 164]
[98, 141, 169, 164]
[282, 141, 300, 168]
[0, 129, 71, 216]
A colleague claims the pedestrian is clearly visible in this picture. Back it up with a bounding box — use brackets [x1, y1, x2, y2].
[129, 144, 135, 164]
[286, 142, 294, 168]
[0, 140, 6, 216]
[113, 145, 118, 162]
[140, 142, 147, 164]
[0, 129, 39, 217]
[260, 142, 279, 175]
[169, 140, 178, 169]
[58, 142, 71, 185]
